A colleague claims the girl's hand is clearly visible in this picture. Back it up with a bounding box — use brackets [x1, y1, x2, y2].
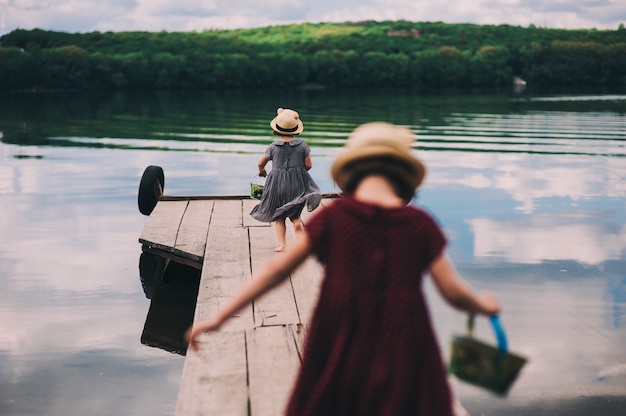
[429, 254, 502, 316]
[185, 317, 222, 352]
[478, 292, 501, 316]
[184, 234, 313, 353]
[257, 155, 268, 177]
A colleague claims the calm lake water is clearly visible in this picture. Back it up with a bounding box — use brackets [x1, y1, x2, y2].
[1, 87, 625, 415]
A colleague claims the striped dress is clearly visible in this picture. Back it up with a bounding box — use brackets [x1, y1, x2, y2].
[250, 138, 322, 222]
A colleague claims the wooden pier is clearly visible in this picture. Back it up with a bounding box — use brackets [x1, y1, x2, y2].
[139, 195, 469, 416]
[139, 195, 332, 416]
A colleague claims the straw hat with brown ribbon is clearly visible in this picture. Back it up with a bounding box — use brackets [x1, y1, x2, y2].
[270, 108, 304, 135]
[331, 122, 426, 200]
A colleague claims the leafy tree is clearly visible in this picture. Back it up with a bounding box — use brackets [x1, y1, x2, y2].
[434, 46, 470, 86]
[211, 54, 252, 88]
[273, 53, 307, 88]
[88, 52, 114, 89]
[110, 52, 150, 88]
[40, 45, 89, 88]
[470, 45, 512, 86]
[542, 41, 605, 85]
[1, 23, 626, 90]
[152, 52, 186, 88]
[310, 50, 341, 86]
[0, 47, 38, 90]
[604, 43, 626, 85]
[385, 53, 411, 87]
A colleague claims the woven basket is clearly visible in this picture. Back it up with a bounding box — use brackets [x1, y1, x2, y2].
[250, 176, 265, 200]
[449, 315, 527, 396]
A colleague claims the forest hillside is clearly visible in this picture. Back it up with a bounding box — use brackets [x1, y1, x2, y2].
[1, 20, 625, 91]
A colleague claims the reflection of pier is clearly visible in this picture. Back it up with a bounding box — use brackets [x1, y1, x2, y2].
[138, 195, 331, 415]
[139, 252, 200, 355]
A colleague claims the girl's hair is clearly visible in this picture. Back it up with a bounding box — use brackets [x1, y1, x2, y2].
[336, 156, 416, 202]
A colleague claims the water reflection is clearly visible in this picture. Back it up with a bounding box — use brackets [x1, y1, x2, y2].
[2, 89, 625, 158]
[0, 143, 186, 416]
[1, 88, 625, 415]
[468, 215, 625, 264]
[424, 152, 626, 213]
[139, 253, 200, 356]
[605, 277, 626, 329]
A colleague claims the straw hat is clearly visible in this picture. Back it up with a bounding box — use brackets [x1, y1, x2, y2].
[331, 122, 426, 193]
[270, 108, 304, 135]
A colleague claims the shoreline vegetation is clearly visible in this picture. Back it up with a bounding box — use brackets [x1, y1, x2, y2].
[0, 20, 625, 91]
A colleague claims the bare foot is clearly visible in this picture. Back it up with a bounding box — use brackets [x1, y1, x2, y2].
[274, 245, 286, 252]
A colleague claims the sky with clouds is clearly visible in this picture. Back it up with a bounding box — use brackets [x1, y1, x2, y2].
[1, 0, 626, 36]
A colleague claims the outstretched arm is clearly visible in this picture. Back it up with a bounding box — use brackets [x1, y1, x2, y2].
[185, 233, 313, 351]
[258, 155, 269, 177]
[429, 253, 501, 316]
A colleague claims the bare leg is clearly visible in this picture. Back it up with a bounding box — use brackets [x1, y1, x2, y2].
[292, 218, 303, 240]
[274, 219, 287, 252]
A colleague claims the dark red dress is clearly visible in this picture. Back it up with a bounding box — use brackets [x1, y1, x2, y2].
[286, 197, 453, 416]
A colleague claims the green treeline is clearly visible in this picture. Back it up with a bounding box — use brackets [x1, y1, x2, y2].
[1, 20, 625, 91]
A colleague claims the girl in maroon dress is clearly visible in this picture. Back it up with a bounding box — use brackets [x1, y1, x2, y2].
[187, 122, 501, 415]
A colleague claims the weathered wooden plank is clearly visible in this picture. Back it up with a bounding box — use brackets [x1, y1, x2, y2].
[247, 325, 304, 416]
[196, 225, 254, 332]
[211, 199, 244, 228]
[283, 198, 330, 325]
[289, 324, 308, 359]
[249, 226, 300, 326]
[161, 194, 250, 201]
[175, 199, 214, 260]
[176, 200, 253, 416]
[242, 198, 268, 228]
[290, 257, 323, 325]
[138, 200, 188, 248]
[195, 201, 254, 332]
[245, 198, 332, 327]
[159, 192, 340, 202]
[141, 245, 202, 270]
[176, 330, 249, 416]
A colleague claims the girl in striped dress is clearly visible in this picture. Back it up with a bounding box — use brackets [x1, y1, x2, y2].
[250, 108, 322, 252]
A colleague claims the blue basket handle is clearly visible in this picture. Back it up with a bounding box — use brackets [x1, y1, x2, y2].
[490, 315, 508, 354]
[466, 314, 509, 354]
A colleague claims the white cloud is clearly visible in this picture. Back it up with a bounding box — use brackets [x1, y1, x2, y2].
[3, 0, 133, 32]
[135, 0, 218, 17]
[468, 217, 626, 264]
[424, 151, 626, 214]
